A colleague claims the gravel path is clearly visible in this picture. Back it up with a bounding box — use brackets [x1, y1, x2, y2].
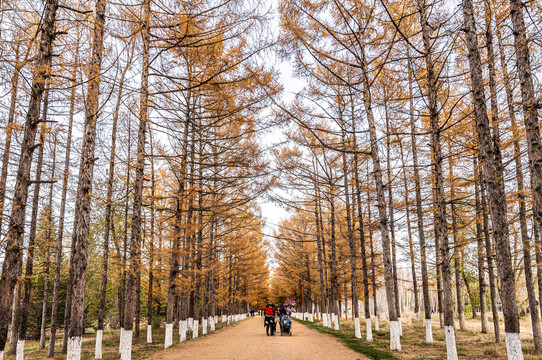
[147, 316, 366, 360]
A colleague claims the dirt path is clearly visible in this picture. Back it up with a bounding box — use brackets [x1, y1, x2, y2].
[147, 316, 366, 360]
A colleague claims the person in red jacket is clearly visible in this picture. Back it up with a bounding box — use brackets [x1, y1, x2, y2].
[264, 303, 277, 335]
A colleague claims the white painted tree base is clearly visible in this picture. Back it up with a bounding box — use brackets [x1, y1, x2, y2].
[354, 317, 361, 339]
[214, 315, 218, 324]
[180, 320, 187, 342]
[505, 332, 524, 360]
[67, 336, 82, 360]
[425, 319, 433, 343]
[147, 325, 152, 344]
[95, 329, 103, 359]
[202, 318, 208, 335]
[398, 317, 403, 336]
[188, 317, 194, 330]
[222, 315, 226, 322]
[164, 323, 173, 349]
[444, 326, 458, 360]
[366, 318, 373, 342]
[210, 317, 215, 331]
[120, 330, 132, 360]
[390, 321, 401, 351]
[0, 350, 4, 360]
[334, 315, 340, 331]
[375, 315, 379, 331]
[119, 328, 124, 353]
[323, 313, 328, 327]
[16, 339, 24, 360]
[408, 314, 412, 325]
[193, 320, 199, 338]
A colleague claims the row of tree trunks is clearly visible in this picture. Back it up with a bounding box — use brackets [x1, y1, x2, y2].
[0, 1, 59, 357]
[462, 0, 523, 357]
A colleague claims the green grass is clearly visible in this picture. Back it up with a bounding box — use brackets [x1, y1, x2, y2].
[293, 318, 399, 360]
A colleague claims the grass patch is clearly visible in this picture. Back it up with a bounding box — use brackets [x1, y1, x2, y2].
[293, 318, 398, 360]
[3, 320, 231, 360]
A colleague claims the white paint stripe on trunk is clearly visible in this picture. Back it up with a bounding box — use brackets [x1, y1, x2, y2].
[164, 323, 173, 349]
[188, 317, 193, 329]
[354, 317, 361, 339]
[444, 326, 458, 360]
[210, 316, 215, 331]
[366, 318, 373, 342]
[0, 350, 4, 360]
[389, 321, 401, 351]
[120, 330, 132, 360]
[16, 339, 24, 360]
[180, 320, 187, 342]
[67, 336, 82, 360]
[119, 328, 124, 353]
[425, 319, 433, 343]
[95, 329, 103, 359]
[398, 317, 403, 336]
[334, 314, 340, 330]
[147, 325, 152, 343]
[202, 318, 208, 335]
[375, 315, 379, 331]
[505, 332, 524, 360]
[193, 320, 199, 338]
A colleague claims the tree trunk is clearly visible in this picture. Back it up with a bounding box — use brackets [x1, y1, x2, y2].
[122, 0, 149, 355]
[496, 3, 542, 345]
[147, 127, 155, 343]
[360, 44, 399, 350]
[474, 157, 489, 332]
[0, 0, 59, 354]
[407, 53, 432, 342]
[48, 41, 77, 358]
[19, 85, 50, 358]
[66, 0, 107, 358]
[96, 43, 130, 360]
[40, 135, 57, 350]
[448, 141, 466, 331]
[384, 101, 401, 328]
[399, 139, 419, 316]
[462, 0, 522, 356]
[352, 116, 372, 340]
[0, 44, 21, 237]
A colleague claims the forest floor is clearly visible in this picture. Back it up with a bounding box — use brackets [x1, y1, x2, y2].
[302, 313, 542, 360]
[6, 314, 542, 359]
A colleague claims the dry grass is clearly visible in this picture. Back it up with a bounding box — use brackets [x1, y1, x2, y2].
[308, 314, 542, 360]
[3, 321, 229, 360]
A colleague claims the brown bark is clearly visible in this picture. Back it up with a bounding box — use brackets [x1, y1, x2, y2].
[0, 0, 58, 350]
[448, 141, 466, 331]
[40, 134, 57, 349]
[49, 42, 77, 357]
[474, 157, 489, 332]
[19, 86, 50, 345]
[352, 117, 370, 322]
[496, 3, 542, 343]
[399, 139, 419, 315]
[340, 112, 358, 322]
[463, 0, 520, 346]
[0, 44, 21, 237]
[148, 127, 155, 329]
[481, 165, 501, 342]
[360, 44, 397, 325]
[417, 0, 455, 339]
[384, 99, 401, 321]
[407, 54, 431, 322]
[123, 0, 150, 339]
[98, 50, 131, 333]
[67, 0, 107, 347]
